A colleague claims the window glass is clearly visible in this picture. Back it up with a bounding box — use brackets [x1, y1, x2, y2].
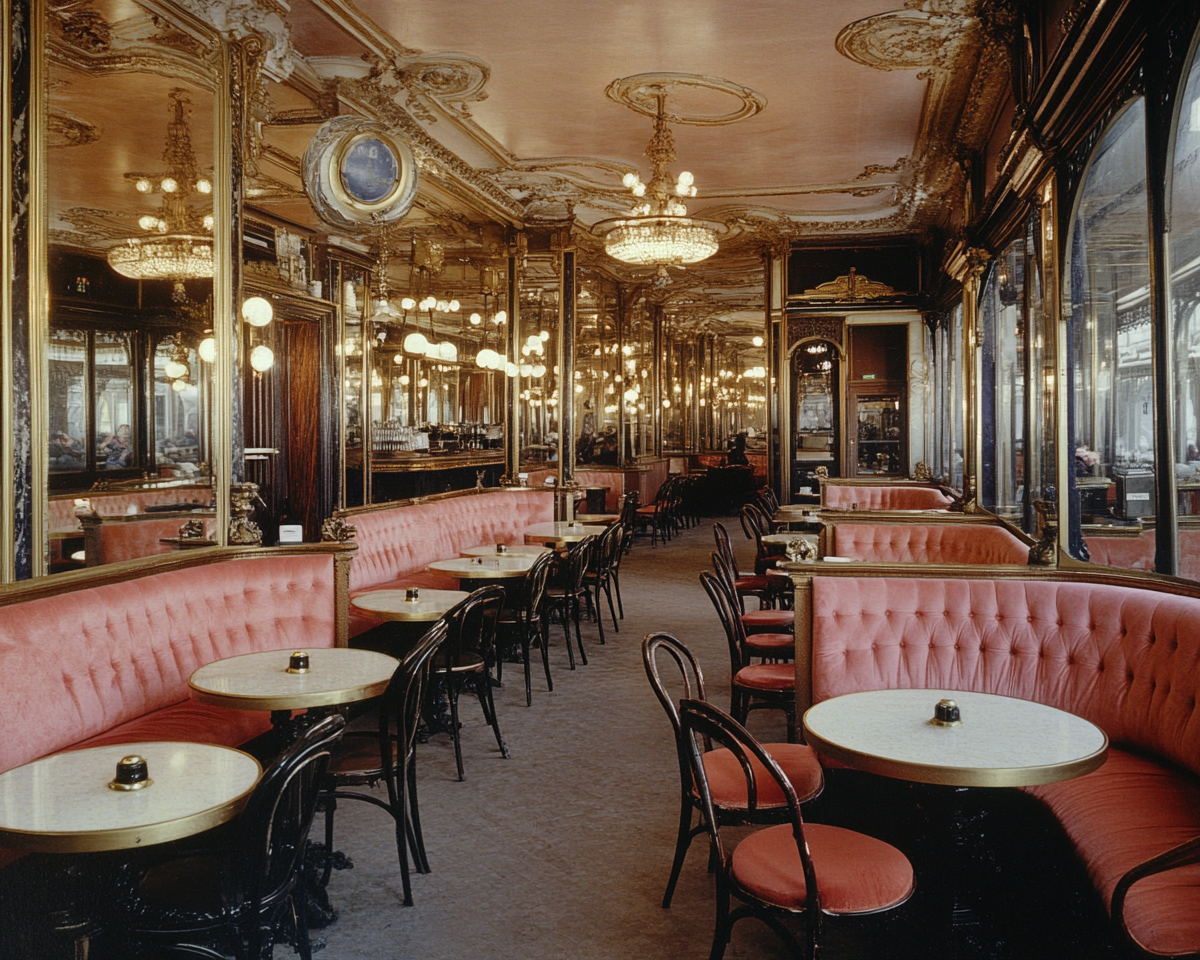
[94, 332, 136, 471]
[152, 339, 201, 468]
[1066, 99, 1152, 558]
[48, 329, 88, 474]
[982, 240, 1026, 520]
[951, 304, 965, 490]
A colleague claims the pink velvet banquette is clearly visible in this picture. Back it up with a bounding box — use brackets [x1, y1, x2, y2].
[820, 483, 955, 511]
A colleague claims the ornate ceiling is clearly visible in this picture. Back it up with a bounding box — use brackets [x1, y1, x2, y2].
[45, 0, 1015, 337]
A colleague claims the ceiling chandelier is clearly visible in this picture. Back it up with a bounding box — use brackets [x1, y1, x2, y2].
[107, 89, 214, 299]
[596, 91, 724, 273]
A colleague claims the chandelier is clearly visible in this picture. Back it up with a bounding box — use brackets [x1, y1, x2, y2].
[596, 92, 724, 270]
[107, 89, 214, 297]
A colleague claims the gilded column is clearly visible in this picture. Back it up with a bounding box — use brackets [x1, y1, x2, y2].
[502, 233, 523, 483]
[556, 235, 576, 487]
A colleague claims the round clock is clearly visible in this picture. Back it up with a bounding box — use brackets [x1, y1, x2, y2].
[303, 117, 418, 230]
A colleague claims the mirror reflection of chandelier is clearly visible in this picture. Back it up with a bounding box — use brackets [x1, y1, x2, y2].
[107, 89, 214, 298]
[598, 92, 723, 270]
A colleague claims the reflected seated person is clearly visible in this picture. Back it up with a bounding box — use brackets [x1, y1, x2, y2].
[49, 432, 84, 470]
[596, 433, 618, 466]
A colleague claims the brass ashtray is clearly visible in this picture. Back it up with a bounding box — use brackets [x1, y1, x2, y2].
[405, 587, 420, 602]
[108, 755, 153, 791]
[495, 544, 507, 555]
[473, 557, 484, 565]
[929, 698, 962, 727]
[286, 651, 310, 675]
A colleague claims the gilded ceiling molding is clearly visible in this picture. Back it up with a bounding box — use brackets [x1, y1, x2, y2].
[836, 0, 981, 72]
[161, 0, 297, 79]
[797, 269, 897, 302]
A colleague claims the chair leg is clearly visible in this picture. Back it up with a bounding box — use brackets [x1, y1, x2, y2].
[613, 569, 625, 619]
[320, 794, 337, 888]
[557, 603, 577, 670]
[447, 676, 466, 781]
[602, 577, 619, 631]
[406, 758, 430, 874]
[662, 795, 695, 909]
[591, 586, 606, 644]
[572, 596, 588, 665]
[522, 637, 533, 706]
[538, 623, 553, 693]
[478, 678, 511, 759]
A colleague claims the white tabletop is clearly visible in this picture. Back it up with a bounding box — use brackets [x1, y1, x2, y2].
[762, 533, 815, 545]
[0, 741, 260, 853]
[523, 521, 604, 544]
[429, 556, 533, 579]
[351, 587, 469, 622]
[190, 647, 397, 712]
[803, 688, 1108, 788]
[460, 544, 550, 558]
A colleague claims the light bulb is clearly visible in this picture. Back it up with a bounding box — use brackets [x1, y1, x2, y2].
[418, 378, 429, 388]
[138, 215, 157, 231]
[505, 362, 518, 378]
[622, 172, 639, 188]
[241, 296, 273, 327]
[403, 332, 430, 354]
[164, 358, 187, 380]
[470, 313, 481, 325]
[171, 378, 189, 393]
[249, 344, 274, 372]
[436, 300, 449, 313]
[539, 330, 550, 341]
[677, 171, 694, 187]
[662, 399, 671, 408]
[401, 297, 416, 311]
[195, 179, 212, 194]
[160, 178, 177, 193]
[202, 215, 214, 230]
[753, 336, 764, 347]
[632, 182, 646, 197]
[157, 220, 168, 233]
[532, 364, 546, 378]
[676, 183, 690, 196]
[519, 363, 533, 377]
[136, 179, 152, 193]
[689, 186, 697, 197]
[624, 389, 639, 402]
[439, 342, 458, 362]
[575, 384, 584, 393]
[393, 353, 404, 364]
[399, 374, 410, 385]
[449, 300, 460, 312]
[495, 310, 507, 324]
[198, 337, 216, 363]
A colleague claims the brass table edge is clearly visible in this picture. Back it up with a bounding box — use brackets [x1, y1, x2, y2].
[189, 676, 393, 712]
[802, 722, 1110, 788]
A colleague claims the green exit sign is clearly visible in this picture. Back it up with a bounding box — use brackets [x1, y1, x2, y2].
[862, 374, 876, 380]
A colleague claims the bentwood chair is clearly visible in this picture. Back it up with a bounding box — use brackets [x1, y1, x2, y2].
[116, 714, 346, 960]
[584, 521, 623, 638]
[711, 550, 795, 636]
[642, 634, 823, 909]
[321, 621, 447, 906]
[701, 570, 797, 741]
[679, 698, 914, 960]
[544, 535, 596, 669]
[713, 521, 772, 610]
[611, 493, 638, 614]
[437, 586, 511, 781]
[497, 550, 555, 706]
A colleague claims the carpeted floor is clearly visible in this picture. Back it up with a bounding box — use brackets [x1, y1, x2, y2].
[313, 519, 1118, 960]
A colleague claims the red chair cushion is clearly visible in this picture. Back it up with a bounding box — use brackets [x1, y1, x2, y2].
[703, 743, 823, 809]
[731, 822, 913, 913]
[735, 663, 795, 692]
[746, 633, 795, 657]
[736, 575, 771, 592]
[742, 609, 795, 633]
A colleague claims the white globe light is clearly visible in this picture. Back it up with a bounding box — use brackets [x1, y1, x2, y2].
[399, 374, 410, 385]
[160, 178, 177, 193]
[250, 344, 274, 372]
[401, 297, 416, 311]
[539, 330, 550, 341]
[677, 171, 694, 187]
[136, 178, 152, 193]
[241, 296, 273, 327]
[519, 363, 533, 377]
[505, 362, 518, 378]
[418, 378, 429, 388]
[164, 358, 187, 380]
[198, 337, 216, 363]
[404, 332, 430, 354]
[196, 179, 212, 194]
[662, 399, 671, 408]
[436, 301, 449, 313]
[531, 364, 546, 378]
[495, 310, 507, 324]
[424, 343, 440, 359]
[171, 378, 189, 393]
[439, 342, 458, 362]
[490, 354, 506, 371]
[624, 388, 639, 402]
[470, 313, 482, 325]
[752, 335, 764, 347]
[138, 215, 158, 231]
[449, 300, 460, 312]
[622, 172, 639, 188]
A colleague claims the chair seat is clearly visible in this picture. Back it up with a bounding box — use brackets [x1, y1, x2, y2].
[735, 575, 771, 592]
[734, 663, 795, 692]
[435, 652, 486, 674]
[742, 609, 794, 629]
[745, 633, 795, 657]
[123, 851, 232, 924]
[731, 822, 913, 914]
[703, 743, 823, 809]
[328, 731, 406, 783]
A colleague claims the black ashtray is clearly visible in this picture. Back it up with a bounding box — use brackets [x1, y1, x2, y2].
[287, 651, 310, 674]
[473, 557, 484, 565]
[406, 587, 420, 602]
[930, 698, 962, 727]
[109, 754, 152, 791]
[495, 544, 507, 555]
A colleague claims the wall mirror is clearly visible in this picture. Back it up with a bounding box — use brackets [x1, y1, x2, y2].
[42, 2, 224, 573]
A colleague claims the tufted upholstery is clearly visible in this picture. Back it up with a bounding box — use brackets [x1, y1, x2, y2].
[526, 470, 629, 511]
[0, 553, 337, 775]
[48, 485, 213, 534]
[809, 574, 1200, 954]
[344, 490, 553, 636]
[821, 484, 953, 511]
[830, 523, 1029, 565]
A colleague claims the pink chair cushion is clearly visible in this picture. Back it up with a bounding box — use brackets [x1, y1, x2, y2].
[731, 822, 913, 913]
[746, 633, 795, 657]
[0, 553, 336, 774]
[1027, 749, 1200, 956]
[811, 576, 1200, 779]
[823, 485, 953, 511]
[742, 609, 794, 632]
[735, 663, 795, 692]
[703, 742, 823, 809]
[832, 523, 1029, 565]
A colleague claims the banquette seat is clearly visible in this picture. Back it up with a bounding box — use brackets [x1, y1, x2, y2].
[827, 520, 1032, 565]
[820, 482, 954, 511]
[791, 564, 1200, 957]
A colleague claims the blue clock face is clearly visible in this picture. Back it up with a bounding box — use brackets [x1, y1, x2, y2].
[339, 137, 400, 205]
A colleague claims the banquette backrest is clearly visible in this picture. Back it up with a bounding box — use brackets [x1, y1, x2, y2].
[821, 483, 954, 511]
[48, 484, 213, 534]
[793, 567, 1200, 781]
[335, 488, 554, 594]
[0, 545, 354, 775]
[829, 521, 1032, 565]
[82, 511, 217, 565]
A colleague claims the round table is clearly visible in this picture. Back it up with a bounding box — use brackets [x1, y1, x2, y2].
[0, 741, 260, 853]
[351, 588, 469, 623]
[523, 521, 605, 546]
[190, 647, 397, 714]
[572, 513, 619, 525]
[460, 544, 550, 559]
[429, 556, 534, 582]
[802, 688, 1108, 787]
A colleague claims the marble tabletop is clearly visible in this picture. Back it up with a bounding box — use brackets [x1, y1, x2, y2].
[0, 741, 260, 853]
[571, 513, 619, 524]
[523, 521, 605, 545]
[350, 587, 469, 622]
[762, 532, 815, 545]
[429, 556, 534, 579]
[190, 647, 397, 712]
[803, 688, 1108, 788]
[460, 544, 551, 558]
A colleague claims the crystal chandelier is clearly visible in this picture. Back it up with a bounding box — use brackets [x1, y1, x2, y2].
[107, 89, 214, 297]
[597, 94, 723, 270]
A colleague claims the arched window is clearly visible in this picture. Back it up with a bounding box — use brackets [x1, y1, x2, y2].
[1066, 98, 1153, 561]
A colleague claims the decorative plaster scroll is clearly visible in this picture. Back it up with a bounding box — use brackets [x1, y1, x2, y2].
[605, 72, 766, 127]
[165, 0, 297, 80]
[797, 268, 897, 302]
[836, 0, 980, 72]
[787, 317, 845, 351]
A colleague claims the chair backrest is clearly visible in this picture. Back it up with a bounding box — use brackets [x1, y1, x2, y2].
[593, 521, 623, 573]
[565, 536, 595, 594]
[700, 569, 750, 672]
[443, 585, 506, 668]
[677, 697, 814, 905]
[642, 632, 709, 740]
[235, 712, 345, 914]
[523, 551, 554, 624]
[713, 521, 738, 573]
[710, 550, 747, 615]
[385, 619, 448, 761]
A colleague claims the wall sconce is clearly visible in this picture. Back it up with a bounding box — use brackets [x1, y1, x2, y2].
[198, 336, 216, 362]
[250, 344, 274, 373]
[242, 296, 273, 327]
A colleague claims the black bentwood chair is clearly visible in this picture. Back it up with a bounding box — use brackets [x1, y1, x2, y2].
[584, 521, 623, 639]
[321, 619, 448, 907]
[437, 585, 511, 781]
[543, 535, 596, 669]
[497, 550, 555, 706]
[116, 713, 346, 960]
[679, 698, 914, 960]
[642, 634, 823, 910]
